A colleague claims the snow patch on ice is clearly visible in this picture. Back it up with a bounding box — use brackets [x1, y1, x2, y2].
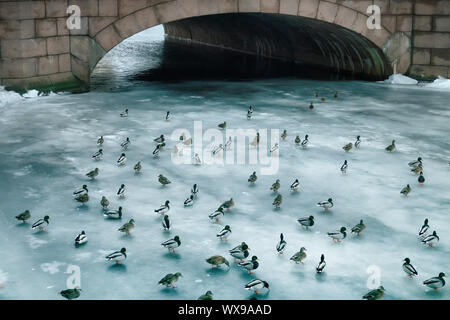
[423, 76, 450, 89]
[40, 261, 66, 274]
[26, 235, 48, 249]
[383, 74, 418, 85]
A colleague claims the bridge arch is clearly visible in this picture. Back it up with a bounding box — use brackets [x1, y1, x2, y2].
[4, 0, 436, 92]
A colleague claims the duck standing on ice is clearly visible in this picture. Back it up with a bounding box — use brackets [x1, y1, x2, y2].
[273, 194, 282, 209]
[340, 160, 348, 174]
[92, 149, 103, 160]
[248, 171, 258, 184]
[209, 207, 224, 222]
[343, 143, 353, 152]
[97, 136, 104, 146]
[400, 184, 411, 196]
[161, 235, 181, 252]
[106, 248, 127, 264]
[100, 196, 109, 210]
[238, 256, 259, 274]
[351, 220, 366, 236]
[229, 242, 250, 263]
[75, 231, 87, 246]
[165, 111, 171, 121]
[117, 153, 126, 166]
[290, 179, 299, 192]
[155, 200, 170, 216]
[134, 161, 142, 173]
[120, 109, 128, 117]
[245, 279, 269, 295]
[104, 206, 122, 219]
[86, 168, 99, 179]
[159, 273, 183, 288]
[117, 184, 126, 198]
[162, 215, 170, 230]
[220, 198, 235, 211]
[276, 233, 286, 254]
[422, 231, 439, 247]
[270, 179, 280, 192]
[73, 185, 88, 198]
[317, 198, 333, 210]
[154, 135, 165, 144]
[217, 225, 232, 241]
[118, 219, 135, 235]
[402, 258, 418, 278]
[327, 227, 347, 243]
[290, 247, 307, 264]
[120, 137, 130, 150]
[158, 174, 171, 186]
[418, 171, 425, 186]
[355, 136, 361, 148]
[385, 140, 396, 152]
[419, 218, 429, 238]
[206, 255, 230, 268]
[316, 254, 326, 273]
[301, 135, 309, 148]
[423, 273, 446, 290]
[298, 216, 314, 229]
[218, 121, 226, 130]
[295, 135, 301, 146]
[16, 210, 31, 223]
[32, 216, 50, 232]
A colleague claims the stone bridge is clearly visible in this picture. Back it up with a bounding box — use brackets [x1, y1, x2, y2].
[0, 0, 449, 92]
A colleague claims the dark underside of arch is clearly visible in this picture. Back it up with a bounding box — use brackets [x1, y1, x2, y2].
[163, 13, 392, 81]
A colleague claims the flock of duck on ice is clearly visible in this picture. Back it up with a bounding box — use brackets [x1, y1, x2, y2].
[12, 92, 446, 300]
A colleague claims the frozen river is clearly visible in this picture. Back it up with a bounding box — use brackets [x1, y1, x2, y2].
[0, 26, 449, 300]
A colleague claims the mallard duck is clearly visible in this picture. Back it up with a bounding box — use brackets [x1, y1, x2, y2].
[316, 254, 326, 273]
[118, 219, 134, 235]
[340, 160, 348, 174]
[104, 206, 122, 219]
[334, 92, 338, 99]
[321, 97, 326, 102]
[297, 216, 314, 229]
[273, 194, 282, 208]
[153, 143, 165, 157]
[281, 130, 287, 140]
[301, 135, 309, 148]
[209, 207, 224, 222]
[295, 135, 301, 146]
[385, 140, 396, 152]
[206, 255, 230, 268]
[73, 185, 88, 197]
[363, 286, 385, 300]
[191, 184, 199, 197]
[290, 247, 307, 264]
[411, 164, 423, 174]
[290, 179, 299, 192]
[159, 272, 183, 288]
[419, 218, 429, 238]
[184, 195, 194, 206]
[154, 135, 165, 144]
[217, 225, 232, 241]
[402, 258, 418, 278]
[134, 161, 142, 173]
[165, 111, 171, 121]
[245, 279, 269, 295]
[351, 220, 366, 236]
[418, 171, 425, 185]
[250, 132, 260, 147]
[400, 184, 411, 196]
[198, 290, 214, 300]
[193, 153, 202, 165]
[317, 198, 333, 210]
[225, 136, 232, 150]
[270, 143, 278, 154]
[270, 179, 280, 192]
[238, 256, 259, 273]
[183, 137, 192, 145]
[247, 106, 253, 120]
[155, 200, 170, 216]
[276, 233, 286, 254]
[314, 92, 319, 98]
[162, 215, 170, 230]
[75, 193, 89, 205]
[355, 136, 361, 149]
[92, 149, 103, 160]
[161, 236, 181, 252]
[248, 171, 257, 184]
[218, 121, 226, 130]
[105, 247, 126, 264]
[117, 153, 126, 165]
[229, 242, 250, 263]
[15, 210, 31, 223]
[221, 198, 235, 210]
[343, 143, 353, 152]
[423, 273, 447, 290]
[60, 287, 81, 300]
[75, 231, 87, 245]
[100, 196, 109, 210]
[117, 184, 126, 197]
[120, 137, 130, 150]
[309, 103, 314, 110]
[408, 157, 422, 168]
[327, 227, 347, 243]
[120, 109, 128, 117]
[97, 136, 104, 146]
[422, 231, 439, 247]
[158, 174, 171, 186]
[212, 144, 223, 156]
[32, 216, 50, 231]
[86, 168, 99, 179]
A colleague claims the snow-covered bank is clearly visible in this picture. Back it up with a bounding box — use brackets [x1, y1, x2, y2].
[383, 74, 418, 85]
[382, 74, 450, 90]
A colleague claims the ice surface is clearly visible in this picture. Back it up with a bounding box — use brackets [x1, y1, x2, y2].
[383, 74, 418, 85]
[0, 27, 449, 300]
